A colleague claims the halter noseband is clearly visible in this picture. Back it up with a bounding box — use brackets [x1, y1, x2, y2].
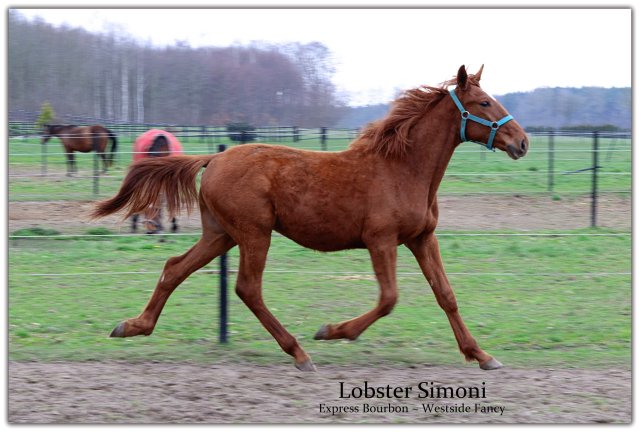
[449, 87, 513, 151]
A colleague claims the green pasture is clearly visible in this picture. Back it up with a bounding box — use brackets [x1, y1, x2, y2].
[8, 229, 631, 369]
[8, 133, 631, 201]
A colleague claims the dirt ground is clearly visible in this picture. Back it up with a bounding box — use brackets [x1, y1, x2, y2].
[8, 194, 631, 234]
[8, 361, 630, 424]
[8, 195, 631, 424]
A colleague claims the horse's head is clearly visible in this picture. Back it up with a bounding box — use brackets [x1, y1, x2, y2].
[149, 135, 171, 158]
[41, 124, 65, 144]
[450, 65, 529, 160]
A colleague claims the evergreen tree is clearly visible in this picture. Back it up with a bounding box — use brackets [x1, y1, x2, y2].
[35, 101, 55, 130]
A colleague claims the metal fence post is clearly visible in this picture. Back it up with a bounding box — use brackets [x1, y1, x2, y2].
[548, 130, 555, 192]
[321, 127, 327, 151]
[591, 131, 599, 228]
[41, 140, 47, 176]
[93, 147, 99, 197]
[217, 143, 228, 344]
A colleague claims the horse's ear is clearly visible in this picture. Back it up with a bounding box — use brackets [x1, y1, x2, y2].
[457, 65, 468, 90]
[475, 64, 484, 82]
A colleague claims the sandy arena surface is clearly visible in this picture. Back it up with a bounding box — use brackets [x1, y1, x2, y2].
[8, 194, 631, 234]
[8, 361, 631, 424]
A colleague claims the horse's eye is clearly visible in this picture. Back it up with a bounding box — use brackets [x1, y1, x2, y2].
[480, 101, 491, 107]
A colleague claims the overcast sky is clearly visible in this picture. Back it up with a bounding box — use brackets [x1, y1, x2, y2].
[12, 7, 632, 106]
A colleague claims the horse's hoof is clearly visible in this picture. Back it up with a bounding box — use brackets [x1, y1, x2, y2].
[109, 322, 126, 338]
[479, 357, 503, 370]
[313, 324, 330, 340]
[295, 359, 317, 372]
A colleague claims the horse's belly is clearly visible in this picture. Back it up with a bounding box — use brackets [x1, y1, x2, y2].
[274, 217, 365, 252]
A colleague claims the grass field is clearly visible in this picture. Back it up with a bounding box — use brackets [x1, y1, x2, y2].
[8, 133, 632, 201]
[8, 229, 631, 369]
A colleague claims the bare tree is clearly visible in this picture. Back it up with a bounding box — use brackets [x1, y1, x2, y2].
[8, 12, 345, 127]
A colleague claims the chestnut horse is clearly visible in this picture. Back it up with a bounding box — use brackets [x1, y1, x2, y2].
[42, 124, 118, 176]
[92, 65, 529, 371]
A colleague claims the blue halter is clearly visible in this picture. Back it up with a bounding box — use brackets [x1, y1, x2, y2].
[449, 87, 513, 151]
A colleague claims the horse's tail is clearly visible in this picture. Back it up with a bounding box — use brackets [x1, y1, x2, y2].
[91, 154, 218, 220]
[106, 128, 118, 166]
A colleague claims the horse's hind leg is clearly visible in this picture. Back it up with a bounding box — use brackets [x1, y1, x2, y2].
[314, 240, 398, 341]
[100, 153, 109, 173]
[143, 206, 163, 234]
[110, 217, 236, 338]
[93, 135, 108, 173]
[235, 235, 315, 371]
[406, 232, 501, 370]
[131, 214, 139, 233]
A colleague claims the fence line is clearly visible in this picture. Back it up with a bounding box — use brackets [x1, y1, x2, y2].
[8, 127, 631, 344]
[6, 171, 633, 180]
[7, 128, 633, 227]
[7, 148, 633, 157]
[11, 269, 631, 278]
[7, 190, 633, 201]
[8, 232, 632, 240]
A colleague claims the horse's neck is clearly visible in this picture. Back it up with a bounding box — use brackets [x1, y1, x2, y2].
[407, 110, 460, 201]
[56, 126, 74, 135]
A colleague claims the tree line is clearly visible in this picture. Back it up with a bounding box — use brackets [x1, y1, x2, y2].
[497, 87, 631, 131]
[9, 11, 631, 131]
[8, 11, 344, 128]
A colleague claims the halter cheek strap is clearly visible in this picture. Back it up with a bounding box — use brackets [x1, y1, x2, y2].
[449, 88, 513, 151]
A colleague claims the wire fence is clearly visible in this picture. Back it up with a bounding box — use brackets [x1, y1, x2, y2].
[12, 269, 632, 278]
[7, 231, 632, 240]
[9, 125, 631, 344]
[8, 126, 632, 217]
[8, 125, 632, 257]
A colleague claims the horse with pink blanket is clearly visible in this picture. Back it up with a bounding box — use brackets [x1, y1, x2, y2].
[131, 129, 184, 234]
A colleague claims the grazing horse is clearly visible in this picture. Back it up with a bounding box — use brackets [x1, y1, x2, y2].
[130, 130, 184, 234]
[42, 124, 118, 176]
[92, 65, 529, 371]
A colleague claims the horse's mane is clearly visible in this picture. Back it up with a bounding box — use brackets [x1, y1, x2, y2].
[355, 74, 481, 159]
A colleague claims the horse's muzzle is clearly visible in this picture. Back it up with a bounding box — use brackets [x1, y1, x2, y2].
[506, 139, 528, 160]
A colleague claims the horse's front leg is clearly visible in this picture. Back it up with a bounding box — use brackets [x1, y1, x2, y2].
[405, 232, 502, 370]
[314, 240, 398, 341]
[65, 152, 75, 176]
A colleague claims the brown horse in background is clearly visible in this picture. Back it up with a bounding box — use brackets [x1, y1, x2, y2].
[92, 65, 529, 371]
[42, 124, 118, 176]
